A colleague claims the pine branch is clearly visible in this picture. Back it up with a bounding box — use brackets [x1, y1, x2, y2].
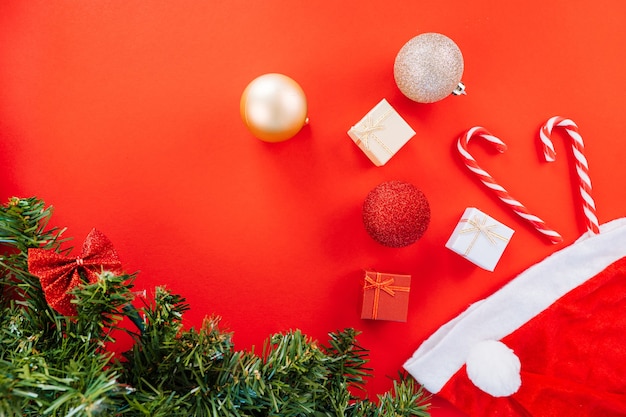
[0, 197, 432, 416]
[0, 336, 124, 416]
[71, 272, 137, 345]
[0, 197, 67, 253]
[374, 375, 431, 417]
[0, 198, 68, 342]
[323, 328, 372, 409]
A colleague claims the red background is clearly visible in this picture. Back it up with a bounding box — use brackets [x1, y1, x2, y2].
[2, 2, 626, 415]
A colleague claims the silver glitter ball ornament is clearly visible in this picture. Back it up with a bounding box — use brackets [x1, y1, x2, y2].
[394, 33, 465, 103]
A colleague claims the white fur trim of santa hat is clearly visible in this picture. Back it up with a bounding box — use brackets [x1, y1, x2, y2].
[404, 217, 626, 397]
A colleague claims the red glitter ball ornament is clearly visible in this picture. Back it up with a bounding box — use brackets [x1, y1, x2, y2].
[362, 180, 431, 247]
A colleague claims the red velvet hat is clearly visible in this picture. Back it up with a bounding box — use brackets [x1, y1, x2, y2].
[405, 219, 626, 416]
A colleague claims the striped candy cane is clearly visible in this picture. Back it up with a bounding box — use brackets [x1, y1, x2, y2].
[458, 126, 563, 244]
[539, 116, 600, 235]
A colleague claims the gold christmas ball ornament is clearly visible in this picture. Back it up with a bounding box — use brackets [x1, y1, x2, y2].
[394, 33, 466, 103]
[240, 73, 309, 142]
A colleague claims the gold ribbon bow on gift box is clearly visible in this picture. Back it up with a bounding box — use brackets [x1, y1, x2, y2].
[364, 272, 410, 319]
[353, 109, 394, 156]
[459, 214, 510, 255]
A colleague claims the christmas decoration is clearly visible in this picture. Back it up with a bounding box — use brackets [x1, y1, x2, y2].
[540, 116, 600, 234]
[405, 219, 626, 416]
[240, 73, 309, 142]
[393, 33, 465, 103]
[0, 197, 431, 416]
[404, 118, 626, 416]
[457, 126, 563, 244]
[28, 228, 122, 316]
[348, 98, 416, 166]
[361, 271, 411, 322]
[362, 180, 430, 248]
[445, 207, 514, 272]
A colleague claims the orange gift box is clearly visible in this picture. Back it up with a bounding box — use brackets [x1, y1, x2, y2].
[361, 271, 411, 322]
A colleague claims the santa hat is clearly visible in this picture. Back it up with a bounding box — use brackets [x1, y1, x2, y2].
[404, 217, 626, 416]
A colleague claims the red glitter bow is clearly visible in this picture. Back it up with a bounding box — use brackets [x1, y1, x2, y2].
[28, 228, 122, 316]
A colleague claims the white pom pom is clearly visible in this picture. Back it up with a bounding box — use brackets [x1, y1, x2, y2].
[466, 340, 521, 397]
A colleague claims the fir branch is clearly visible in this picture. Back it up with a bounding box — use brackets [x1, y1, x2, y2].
[121, 287, 197, 392]
[323, 329, 372, 403]
[0, 198, 432, 416]
[0, 197, 67, 253]
[374, 376, 431, 417]
[0, 198, 68, 339]
[71, 272, 137, 345]
[0, 345, 123, 416]
[259, 330, 331, 415]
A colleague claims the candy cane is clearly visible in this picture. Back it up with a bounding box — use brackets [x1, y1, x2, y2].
[457, 126, 563, 244]
[539, 116, 600, 235]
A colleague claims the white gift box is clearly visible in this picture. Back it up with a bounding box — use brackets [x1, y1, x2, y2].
[445, 207, 515, 272]
[347, 98, 416, 166]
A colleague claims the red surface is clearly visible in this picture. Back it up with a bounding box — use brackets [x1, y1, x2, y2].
[2, 2, 626, 416]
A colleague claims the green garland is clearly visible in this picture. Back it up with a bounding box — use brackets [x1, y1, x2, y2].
[0, 197, 431, 416]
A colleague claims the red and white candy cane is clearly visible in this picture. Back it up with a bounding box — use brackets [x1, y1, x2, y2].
[539, 116, 600, 235]
[457, 126, 563, 244]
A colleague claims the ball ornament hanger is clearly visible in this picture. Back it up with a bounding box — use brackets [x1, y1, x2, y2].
[394, 32, 465, 103]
